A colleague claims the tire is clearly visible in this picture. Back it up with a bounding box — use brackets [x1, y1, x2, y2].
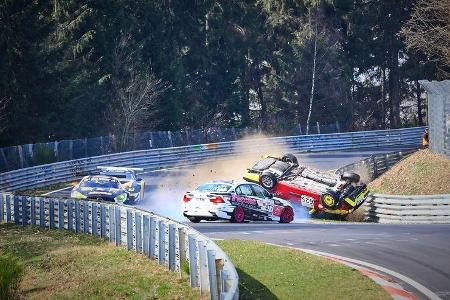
[260, 171, 277, 190]
[341, 172, 360, 183]
[279, 206, 294, 223]
[281, 153, 298, 164]
[321, 192, 339, 209]
[187, 217, 201, 223]
[230, 206, 245, 223]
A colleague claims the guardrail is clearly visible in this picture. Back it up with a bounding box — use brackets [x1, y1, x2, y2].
[0, 193, 239, 299]
[365, 194, 450, 223]
[1, 127, 425, 192]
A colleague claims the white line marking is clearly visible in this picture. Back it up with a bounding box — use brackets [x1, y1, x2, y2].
[42, 186, 72, 196]
[300, 248, 440, 300]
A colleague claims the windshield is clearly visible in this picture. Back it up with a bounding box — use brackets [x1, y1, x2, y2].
[81, 178, 120, 189]
[195, 183, 232, 193]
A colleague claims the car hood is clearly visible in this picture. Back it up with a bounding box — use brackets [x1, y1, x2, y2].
[76, 187, 124, 196]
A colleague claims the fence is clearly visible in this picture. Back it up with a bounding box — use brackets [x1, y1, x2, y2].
[0, 194, 239, 300]
[0, 127, 425, 192]
[0, 123, 342, 173]
[335, 146, 450, 224]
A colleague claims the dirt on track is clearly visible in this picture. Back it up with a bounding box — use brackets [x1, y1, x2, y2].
[369, 149, 450, 195]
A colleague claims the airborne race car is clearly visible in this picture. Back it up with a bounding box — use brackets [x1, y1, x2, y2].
[182, 181, 294, 223]
[243, 154, 369, 216]
[71, 167, 145, 204]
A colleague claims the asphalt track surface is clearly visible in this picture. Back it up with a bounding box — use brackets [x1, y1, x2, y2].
[48, 145, 450, 298]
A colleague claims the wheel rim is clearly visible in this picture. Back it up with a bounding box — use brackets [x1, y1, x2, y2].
[323, 195, 335, 207]
[282, 207, 294, 222]
[235, 207, 244, 222]
[261, 176, 273, 188]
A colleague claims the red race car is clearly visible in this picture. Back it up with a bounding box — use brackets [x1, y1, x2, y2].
[243, 154, 369, 217]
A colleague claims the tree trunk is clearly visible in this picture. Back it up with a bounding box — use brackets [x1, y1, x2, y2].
[256, 72, 266, 130]
[306, 36, 317, 135]
[380, 68, 386, 129]
[388, 49, 401, 128]
[416, 79, 423, 126]
[240, 51, 250, 127]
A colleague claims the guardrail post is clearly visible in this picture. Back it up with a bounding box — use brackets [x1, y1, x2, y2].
[6, 194, 11, 223]
[115, 206, 121, 246]
[75, 201, 81, 232]
[178, 228, 187, 274]
[207, 250, 219, 300]
[0, 194, 4, 223]
[135, 212, 142, 253]
[39, 198, 45, 227]
[109, 205, 115, 242]
[21, 196, 28, 225]
[58, 201, 64, 229]
[168, 223, 177, 271]
[143, 215, 150, 256]
[127, 209, 133, 250]
[67, 200, 73, 231]
[49, 199, 55, 229]
[83, 201, 89, 233]
[188, 234, 199, 287]
[198, 240, 210, 296]
[30, 197, 36, 226]
[92, 203, 98, 236]
[158, 220, 166, 265]
[150, 216, 157, 259]
[100, 204, 106, 237]
[13, 196, 19, 224]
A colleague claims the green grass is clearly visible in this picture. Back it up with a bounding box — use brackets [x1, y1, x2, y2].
[0, 223, 198, 299]
[17, 181, 76, 196]
[0, 252, 24, 299]
[217, 240, 390, 300]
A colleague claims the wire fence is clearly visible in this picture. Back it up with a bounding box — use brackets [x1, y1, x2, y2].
[0, 123, 341, 173]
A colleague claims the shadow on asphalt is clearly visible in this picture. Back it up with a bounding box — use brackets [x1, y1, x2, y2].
[236, 268, 278, 300]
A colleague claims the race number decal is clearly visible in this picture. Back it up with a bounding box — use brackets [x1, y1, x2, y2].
[300, 195, 315, 208]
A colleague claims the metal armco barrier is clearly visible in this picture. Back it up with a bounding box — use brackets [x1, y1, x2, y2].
[0, 127, 425, 192]
[365, 194, 450, 223]
[0, 194, 239, 300]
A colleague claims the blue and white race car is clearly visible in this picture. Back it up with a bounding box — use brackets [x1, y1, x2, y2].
[71, 167, 145, 204]
[182, 181, 294, 223]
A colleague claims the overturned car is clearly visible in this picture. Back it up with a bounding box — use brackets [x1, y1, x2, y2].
[243, 154, 369, 216]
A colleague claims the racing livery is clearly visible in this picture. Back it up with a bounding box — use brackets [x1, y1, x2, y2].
[243, 154, 369, 216]
[71, 166, 145, 204]
[182, 181, 294, 223]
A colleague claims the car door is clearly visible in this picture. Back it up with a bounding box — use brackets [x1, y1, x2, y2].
[234, 184, 259, 212]
[250, 184, 274, 215]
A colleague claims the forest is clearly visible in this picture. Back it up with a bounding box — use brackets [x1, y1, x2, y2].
[0, 0, 449, 147]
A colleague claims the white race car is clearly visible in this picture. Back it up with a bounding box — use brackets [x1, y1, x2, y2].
[182, 181, 294, 223]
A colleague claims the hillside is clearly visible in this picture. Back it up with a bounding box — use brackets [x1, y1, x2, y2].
[369, 149, 450, 195]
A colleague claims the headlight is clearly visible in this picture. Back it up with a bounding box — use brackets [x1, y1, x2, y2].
[115, 193, 127, 202]
[71, 190, 87, 199]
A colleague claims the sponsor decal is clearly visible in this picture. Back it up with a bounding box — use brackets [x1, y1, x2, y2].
[300, 195, 315, 208]
[272, 205, 284, 216]
[231, 194, 257, 206]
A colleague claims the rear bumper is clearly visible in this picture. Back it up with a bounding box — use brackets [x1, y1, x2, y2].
[342, 185, 369, 208]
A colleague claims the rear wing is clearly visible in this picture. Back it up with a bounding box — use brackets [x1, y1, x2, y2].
[97, 166, 144, 173]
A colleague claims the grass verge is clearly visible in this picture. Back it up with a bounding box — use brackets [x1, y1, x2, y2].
[369, 149, 450, 195]
[0, 223, 198, 299]
[17, 181, 76, 196]
[217, 240, 390, 300]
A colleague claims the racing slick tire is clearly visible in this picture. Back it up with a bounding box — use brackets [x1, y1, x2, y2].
[260, 171, 277, 190]
[230, 206, 245, 223]
[341, 172, 360, 183]
[321, 191, 339, 209]
[187, 216, 202, 223]
[281, 153, 298, 165]
[279, 207, 294, 223]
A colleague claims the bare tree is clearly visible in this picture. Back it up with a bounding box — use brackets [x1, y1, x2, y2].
[0, 97, 10, 134]
[401, 0, 450, 78]
[110, 36, 169, 150]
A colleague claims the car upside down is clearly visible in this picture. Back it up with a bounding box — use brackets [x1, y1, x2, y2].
[243, 154, 369, 216]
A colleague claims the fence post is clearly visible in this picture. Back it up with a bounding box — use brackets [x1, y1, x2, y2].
[198, 240, 209, 296]
[6, 194, 11, 222]
[100, 204, 107, 237]
[169, 223, 177, 271]
[143, 215, 150, 256]
[188, 234, 199, 287]
[58, 201, 64, 229]
[75, 201, 81, 232]
[92, 203, 98, 236]
[49, 199, 55, 229]
[39, 198, 45, 227]
[30, 197, 36, 226]
[0, 194, 4, 223]
[127, 209, 133, 251]
[207, 250, 219, 300]
[67, 200, 73, 231]
[159, 220, 166, 265]
[115, 206, 121, 246]
[21, 196, 28, 225]
[135, 212, 142, 253]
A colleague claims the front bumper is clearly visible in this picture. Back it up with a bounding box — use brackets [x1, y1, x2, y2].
[342, 185, 369, 208]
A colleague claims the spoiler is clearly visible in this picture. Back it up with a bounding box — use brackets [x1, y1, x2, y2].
[97, 166, 144, 172]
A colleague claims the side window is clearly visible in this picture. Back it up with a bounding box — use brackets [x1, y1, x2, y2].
[252, 185, 270, 198]
[236, 184, 253, 196]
